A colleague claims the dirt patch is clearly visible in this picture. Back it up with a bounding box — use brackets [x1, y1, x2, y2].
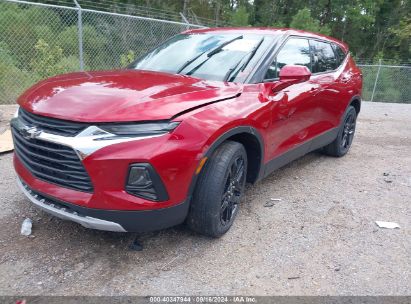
[0, 105, 17, 134]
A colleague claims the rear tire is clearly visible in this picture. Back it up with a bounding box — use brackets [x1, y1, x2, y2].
[187, 141, 247, 237]
[323, 105, 357, 157]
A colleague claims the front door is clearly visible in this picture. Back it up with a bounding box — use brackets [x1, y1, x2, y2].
[263, 37, 319, 162]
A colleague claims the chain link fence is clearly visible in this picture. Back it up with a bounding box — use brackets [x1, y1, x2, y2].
[0, 0, 203, 104]
[357, 60, 411, 104]
[1, 0, 410, 105]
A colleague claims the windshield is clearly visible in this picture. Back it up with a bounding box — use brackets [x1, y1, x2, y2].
[129, 33, 275, 83]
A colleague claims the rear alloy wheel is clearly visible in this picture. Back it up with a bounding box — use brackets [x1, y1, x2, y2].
[341, 111, 356, 151]
[323, 105, 357, 157]
[187, 141, 247, 237]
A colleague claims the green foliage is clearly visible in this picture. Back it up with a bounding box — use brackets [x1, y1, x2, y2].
[55, 26, 79, 56]
[229, 6, 250, 26]
[0, 42, 16, 66]
[30, 39, 81, 79]
[360, 64, 411, 103]
[0, 61, 34, 104]
[56, 55, 82, 73]
[30, 39, 65, 79]
[390, 17, 411, 59]
[373, 68, 407, 103]
[271, 21, 286, 28]
[0, 4, 61, 65]
[57, 25, 111, 68]
[120, 50, 136, 67]
[290, 8, 331, 35]
[248, 0, 410, 62]
[0, 42, 34, 104]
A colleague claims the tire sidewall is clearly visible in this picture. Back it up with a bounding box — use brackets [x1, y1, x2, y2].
[336, 106, 357, 156]
[189, 141, 248, 237]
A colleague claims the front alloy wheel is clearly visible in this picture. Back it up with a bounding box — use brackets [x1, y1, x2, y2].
[220, 156, 245, 227]
[187, 141, 247, 237]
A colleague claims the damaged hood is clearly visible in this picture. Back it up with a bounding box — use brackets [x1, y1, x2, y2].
[18, 70, 242, 122]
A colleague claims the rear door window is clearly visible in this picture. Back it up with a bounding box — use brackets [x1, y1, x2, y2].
[310, 40, 337, 73]
[265, 38, 311, 80]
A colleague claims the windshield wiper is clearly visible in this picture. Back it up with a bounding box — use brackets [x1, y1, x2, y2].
[178, 35, 243, 75]
[223, 37, 265, 82]
[239, 37, 264, 72]
[176, 52, 205, 74]
[222, 59, 244, 82]
[206, 35, 243, 57]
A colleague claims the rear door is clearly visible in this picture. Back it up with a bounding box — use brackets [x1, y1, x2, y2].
[308, 39, 342, 131]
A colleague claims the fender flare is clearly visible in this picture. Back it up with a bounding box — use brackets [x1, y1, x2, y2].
[185, 125, 265, 203]
[347, 95, 361, 113]
[339, 95, 361, 126]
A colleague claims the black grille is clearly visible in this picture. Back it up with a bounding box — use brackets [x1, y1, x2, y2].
[19, 108, 87, 136]
[12, 127, 94, 192]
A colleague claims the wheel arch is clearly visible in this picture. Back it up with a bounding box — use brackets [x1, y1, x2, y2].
[349, 95, 361, 115]
[225, 131, 263, 183]
[186, 126, 265, 202]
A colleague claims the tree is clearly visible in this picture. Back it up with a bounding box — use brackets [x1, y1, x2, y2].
[30, 39, 75, 79]
[229, 6, 250, 26]
[290, 8, 331, 35]
[390, 16, 411, 61]
[120, 50, 136, 67]
[0, 4, 61, 66]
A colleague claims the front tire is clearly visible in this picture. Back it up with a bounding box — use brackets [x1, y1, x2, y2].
[323, 106, 357, 157]
[187, 141, 247, 237]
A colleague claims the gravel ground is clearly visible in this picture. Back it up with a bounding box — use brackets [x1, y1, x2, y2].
[0, 102, 410, 296]
[0, 105, 16, 133]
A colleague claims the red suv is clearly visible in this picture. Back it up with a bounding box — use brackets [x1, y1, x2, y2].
[12, 28, 362, 237]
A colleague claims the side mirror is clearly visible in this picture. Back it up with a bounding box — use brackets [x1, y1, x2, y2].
[258, 65, 311, 102]
[271, 65, 311, 93]
[279, 65, 311, 82]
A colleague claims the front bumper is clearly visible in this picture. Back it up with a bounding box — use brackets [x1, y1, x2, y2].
[18, 178, 189, 232]
[11, 109, 206, 231]
[12, 124, 199, 211]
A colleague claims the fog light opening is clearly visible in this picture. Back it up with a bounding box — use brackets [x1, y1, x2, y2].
[126, 164, 169, 202]
[128, 166, 152, 187]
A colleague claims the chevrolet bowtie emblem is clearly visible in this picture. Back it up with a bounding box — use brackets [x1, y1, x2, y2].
[20, 126, 41, 139]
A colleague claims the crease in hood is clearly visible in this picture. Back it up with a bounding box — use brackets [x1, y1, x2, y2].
[18, 70, 243, 123]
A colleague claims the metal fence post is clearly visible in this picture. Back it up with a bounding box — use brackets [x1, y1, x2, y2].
[179, 12, 190, 30]
[370, 59, 382, 102]
[73, 0, 84, 71]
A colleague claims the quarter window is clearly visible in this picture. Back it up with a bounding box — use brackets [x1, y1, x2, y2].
[310, 40, 337, 73]
[333, 43, 347, 66]
[265, 38, 311, 80]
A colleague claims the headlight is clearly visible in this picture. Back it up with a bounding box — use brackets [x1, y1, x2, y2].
[99, 121, 180, 136]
